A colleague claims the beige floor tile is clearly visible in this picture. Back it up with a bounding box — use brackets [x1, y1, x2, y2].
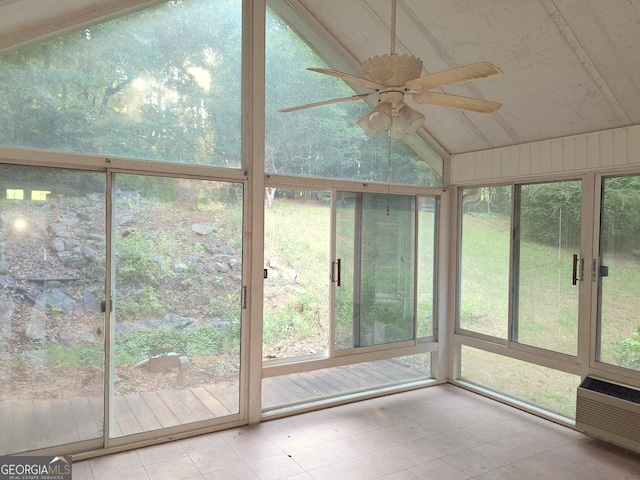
[408, 458, 470, 480]
[467, 438, 532, 467]
[203, 464, 262, 480]
[246, 453, 305, 480]
[71, 460, 93, 480]
[89, 450, 143, 477]
[188, 444, 244, 474]
[441, 447, 502, 476]
[306, 460, 369, 480]
[230, 439, 283, 462]
[178, 432, 227, 454]
[342, 451, 405, 478]
[136, 440, 188, 465]
[144, 455, 201, 480]
[381, 439, 437, 468]
[64, 386, 640, 480]
[94, 466, 149, 480]
[287, 444, 342, 471]
[377, 470, 423, 480]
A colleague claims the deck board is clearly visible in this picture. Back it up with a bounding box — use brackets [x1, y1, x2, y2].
[139, 391, 180, 429]
[70, 396, 102, 440]
[11, 399, 33, 452]
[51, 398, 81, 446]
[1, 358, 426, 453]
[173, 389, 213, 421]
[203, 382, 239, 414]
[155, 389, 198, 425]
[113, 395, 143, 437]
[190, 386, 231, 417]
[123, 393, 162, 432]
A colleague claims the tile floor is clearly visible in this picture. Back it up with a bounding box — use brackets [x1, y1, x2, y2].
[72, 384, 640, 479]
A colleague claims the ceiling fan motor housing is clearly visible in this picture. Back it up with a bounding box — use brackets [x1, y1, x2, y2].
[362, 54, 423, 88]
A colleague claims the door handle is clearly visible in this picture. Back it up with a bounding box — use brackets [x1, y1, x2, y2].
[331, 259, 342, 286]
[572, 254, 584, 285]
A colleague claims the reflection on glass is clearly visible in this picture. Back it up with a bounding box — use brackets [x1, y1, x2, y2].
[112, 175, 243, 437]
[336, 193, 415, 350]
[0, 164, 105, 454]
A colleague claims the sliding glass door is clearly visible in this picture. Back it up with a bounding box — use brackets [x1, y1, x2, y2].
[0, 164, 106, 454]
[513, 180, 582, 356]
[263, 189, 331, 361]
[111, 174, 243, 438]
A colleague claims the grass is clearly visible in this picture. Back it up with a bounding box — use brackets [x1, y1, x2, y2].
[263, 195, 437, 357]
[461, 212, 640, 417]
[461, 345, 580, 417]
[462, 213, 580, 352]
[462, 213, 640, 361]
[263, 196, 331, 357]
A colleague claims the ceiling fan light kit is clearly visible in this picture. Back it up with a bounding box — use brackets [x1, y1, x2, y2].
[280, 0, 503, 138]
[368, 101, 394, 131]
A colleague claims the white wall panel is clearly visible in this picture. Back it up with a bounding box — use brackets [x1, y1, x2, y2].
[451, 124, 640, 184]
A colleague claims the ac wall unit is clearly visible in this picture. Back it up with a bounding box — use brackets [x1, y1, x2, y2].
[576, 376, 640, 454]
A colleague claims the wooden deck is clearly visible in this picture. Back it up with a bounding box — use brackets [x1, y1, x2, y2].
[0, 358, 427, 454]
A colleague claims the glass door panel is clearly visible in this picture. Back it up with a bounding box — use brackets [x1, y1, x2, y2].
[417, 197, 436, 338]
[597, 175, 640, 371]
[0, 164, 105, 454]
[263, 189, 330, 360]
[111, 174, 242, 437]
[459, 186, 512, 339]
[513, 180, 581, 356]
[335, 192, 415, 351]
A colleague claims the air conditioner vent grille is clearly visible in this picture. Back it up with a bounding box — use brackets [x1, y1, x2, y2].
[581, 377, 640, 403]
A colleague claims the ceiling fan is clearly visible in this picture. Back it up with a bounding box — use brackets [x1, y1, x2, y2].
[280, 0, 503, 138]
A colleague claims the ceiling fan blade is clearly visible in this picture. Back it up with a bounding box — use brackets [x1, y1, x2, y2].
[307, 68, 385, 91]
[405, 62, 503, 91]
[279, 93, 373, 113]
[412, 91, 501, 114]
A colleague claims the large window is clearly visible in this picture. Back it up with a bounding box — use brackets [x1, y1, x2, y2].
[458, 180, 583, 418]
[264, 5, 442, 186]
[460, 346, 581, 418]
[459, 181, 582, 355]
[0, 0, 242, 167]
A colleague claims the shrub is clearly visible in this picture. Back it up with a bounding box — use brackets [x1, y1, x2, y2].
[615, 325, 640, 370]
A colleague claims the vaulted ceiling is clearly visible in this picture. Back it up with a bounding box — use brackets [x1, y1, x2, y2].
[1, 0, 639, 157]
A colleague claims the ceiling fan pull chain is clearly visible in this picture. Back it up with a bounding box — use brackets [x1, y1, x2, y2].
[387, 132, 392, 216]
[390, 0, 397, 55]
